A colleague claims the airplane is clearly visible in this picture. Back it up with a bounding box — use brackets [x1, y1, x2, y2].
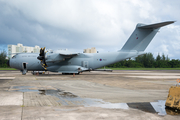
[7, 21, 175, 75]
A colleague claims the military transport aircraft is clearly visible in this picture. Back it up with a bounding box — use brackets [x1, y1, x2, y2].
[7, 21, 174, 75]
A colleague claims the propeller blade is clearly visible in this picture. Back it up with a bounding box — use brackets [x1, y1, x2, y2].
[37, 47, 48, 69]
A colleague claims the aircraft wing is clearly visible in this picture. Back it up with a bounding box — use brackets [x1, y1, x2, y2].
[58, 51, 79, 59]
[45, 51, 79, 63]
[60, 53, 78, 57]
[59, 51, 79, 58]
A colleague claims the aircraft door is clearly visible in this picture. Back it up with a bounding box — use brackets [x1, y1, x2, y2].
[82, 61, 88, 68]
[22, 63, 27, 75]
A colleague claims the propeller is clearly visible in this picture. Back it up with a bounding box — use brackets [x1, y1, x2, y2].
[37, 47, 48, 70]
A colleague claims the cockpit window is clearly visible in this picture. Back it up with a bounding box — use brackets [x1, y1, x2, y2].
[12, 54, 18, 59]
[12, 55, 16, 59]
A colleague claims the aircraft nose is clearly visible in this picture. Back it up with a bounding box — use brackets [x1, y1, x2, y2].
[7, 60, 10, 67]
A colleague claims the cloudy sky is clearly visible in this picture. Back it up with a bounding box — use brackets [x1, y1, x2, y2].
[0, 0, 180, 59]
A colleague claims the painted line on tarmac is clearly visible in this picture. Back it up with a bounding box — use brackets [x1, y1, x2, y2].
[0, 77, 15, 79]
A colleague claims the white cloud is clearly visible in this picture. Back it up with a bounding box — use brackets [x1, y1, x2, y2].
[0, 0, 180, 58]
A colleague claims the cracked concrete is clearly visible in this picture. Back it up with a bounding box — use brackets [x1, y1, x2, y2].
[0, 70, 180, 120]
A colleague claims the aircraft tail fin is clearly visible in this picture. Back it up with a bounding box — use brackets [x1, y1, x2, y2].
[120, 21, 175, 52]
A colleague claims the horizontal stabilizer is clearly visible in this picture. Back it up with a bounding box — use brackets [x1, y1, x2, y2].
[138, 21, 175, 29]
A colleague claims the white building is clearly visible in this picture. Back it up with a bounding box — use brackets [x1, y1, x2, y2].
[83, 47, 97, 53]
[8, 43, 41, 58]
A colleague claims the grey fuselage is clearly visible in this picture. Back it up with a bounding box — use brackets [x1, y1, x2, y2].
[46, 50, 143, 73]
[9, 51, 143, 73]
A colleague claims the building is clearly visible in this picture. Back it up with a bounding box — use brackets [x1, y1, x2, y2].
[8, 43, 41, 58]
[83, 47, 97, 53]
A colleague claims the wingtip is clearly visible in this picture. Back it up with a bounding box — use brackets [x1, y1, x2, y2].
[167, 21, 176, 23]
[164, 21, 175, 25]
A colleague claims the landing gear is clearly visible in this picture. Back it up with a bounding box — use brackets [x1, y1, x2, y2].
[62, 73, 80, 75]
[22, 70, 27, 75]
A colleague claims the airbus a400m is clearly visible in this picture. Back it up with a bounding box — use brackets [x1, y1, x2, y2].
[8, 21, 174, 75]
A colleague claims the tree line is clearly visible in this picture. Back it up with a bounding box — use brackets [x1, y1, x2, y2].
[107, 53, 180, 68]
[0, 51, 8, 68]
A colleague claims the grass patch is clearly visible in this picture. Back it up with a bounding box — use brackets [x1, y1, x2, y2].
[0, 68, 17, 70]
[101, 67, 180, 70]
